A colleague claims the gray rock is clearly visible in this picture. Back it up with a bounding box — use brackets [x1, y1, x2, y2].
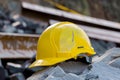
[17, 29, 24, 34]
[81, 48, 120, 80]
[109, 58, 120, 69]
[0, 59, 2, 66]
[27, 67, 55, 80]
[59, 61, 88, 75]
[0, 10, 8, 19]
[27, 48, 120, 80]
[10, 73, 25, 80]
[62, 73, 80, 80]
[35, 27, 44, 34]
[81, 60, 120, 80]
[48, 66, 66, 77]
[6, 62, 23, 74]
[79, 74, 86, 80]
[45, 66, 66, 80]
[85, 74, 99, 80]
[45, 75, 62, 80]
[93, 48, 120, 64]
[2, 25, 16, 33]
[91, 39, 116, 56]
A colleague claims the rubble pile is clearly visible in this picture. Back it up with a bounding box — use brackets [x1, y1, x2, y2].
[1, 48, 119, 80]
[0, 55, 36, 80]
[0, 8, 48, 34]
[27, 48, 120, 80]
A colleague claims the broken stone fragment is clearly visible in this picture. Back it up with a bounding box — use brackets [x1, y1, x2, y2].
[0, 10, 8, 20]
[62, 73, 80, 80]
[83, 48, 120, 80]
[45, 75, 62, 80]
[109, 58, 120, 69]
[27, 48, 120, 80]
[6, 62, 23, 74]
[10, 73, 25, 80]
[93, 48, 120, 64]
[58, 61, 88, 75]
[27, 67, 55, 80]
[35, 27, 44, 34]
[48, 66, 66, 77]
[85, 74, 99, 80]
[84, 62, 120, 80]
[2, 25, 17, 33]
[45, 67, 80, 80]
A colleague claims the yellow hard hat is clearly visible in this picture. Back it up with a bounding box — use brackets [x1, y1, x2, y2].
[29, 22, 95, 68]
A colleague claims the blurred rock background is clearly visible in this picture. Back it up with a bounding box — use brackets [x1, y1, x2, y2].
[0, 0, 21, 17]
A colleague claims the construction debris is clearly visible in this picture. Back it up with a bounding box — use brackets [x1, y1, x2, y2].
[27, 48, 120, 80]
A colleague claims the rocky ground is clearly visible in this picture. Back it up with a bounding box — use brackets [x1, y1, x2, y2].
[0, 1, 119, 80]
[27, 48, 120, 80]
[0, 9, 118, 80]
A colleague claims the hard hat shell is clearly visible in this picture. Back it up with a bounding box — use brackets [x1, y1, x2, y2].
[29, 22, 95, 68]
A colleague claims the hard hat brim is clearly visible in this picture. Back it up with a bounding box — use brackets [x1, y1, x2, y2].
[29, 57, 71, 68]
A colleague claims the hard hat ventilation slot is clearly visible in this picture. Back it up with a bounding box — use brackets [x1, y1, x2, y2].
[77, 46, 84, 49]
